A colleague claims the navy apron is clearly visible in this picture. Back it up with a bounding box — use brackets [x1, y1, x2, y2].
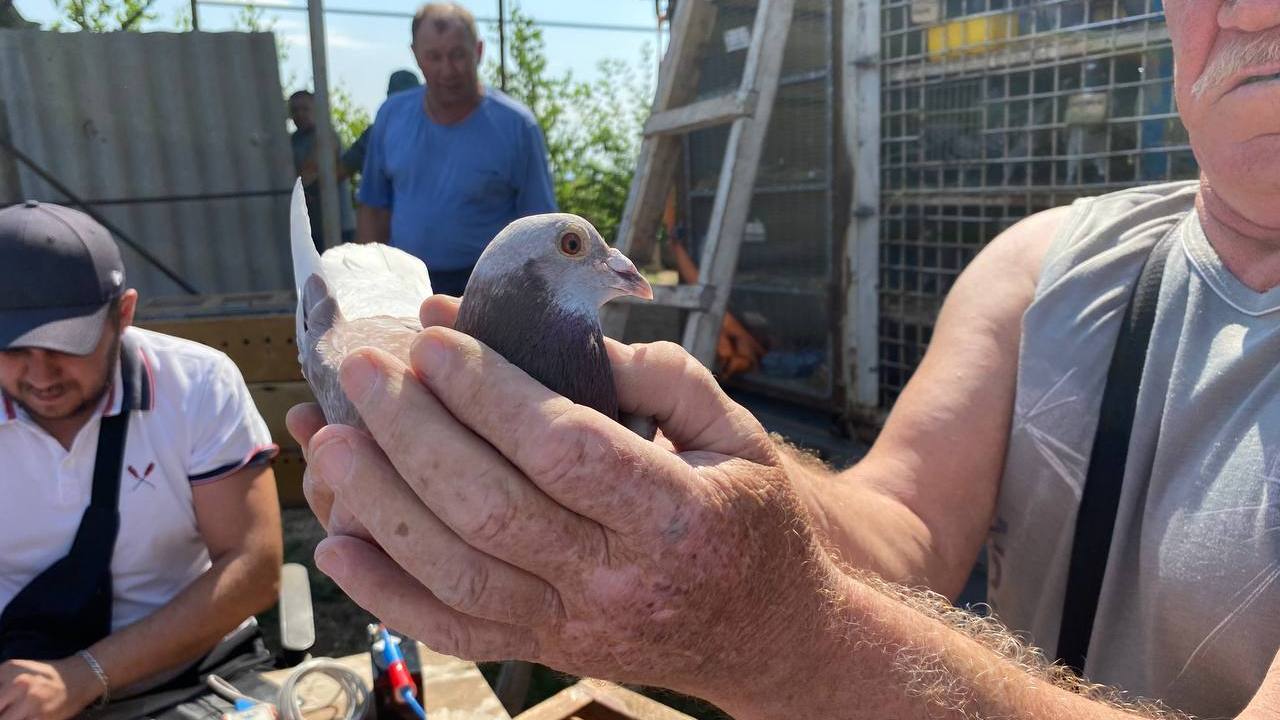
[0, 337, 138, 662]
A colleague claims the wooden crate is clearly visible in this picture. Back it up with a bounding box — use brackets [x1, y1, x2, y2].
[248, 381, 315, 452]
[272, 448, 308, 509]
[137, 292, 302, 383]
[516, 681, 694, 720]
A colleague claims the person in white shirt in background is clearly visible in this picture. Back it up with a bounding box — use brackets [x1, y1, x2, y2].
[0, 201, 283, 720]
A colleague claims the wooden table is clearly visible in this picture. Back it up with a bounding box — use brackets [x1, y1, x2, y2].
[256, 644, 510, 720]
[256, 646, 694, 720]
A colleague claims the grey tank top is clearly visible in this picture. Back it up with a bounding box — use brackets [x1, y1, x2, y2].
[989, 181, 1280, 719]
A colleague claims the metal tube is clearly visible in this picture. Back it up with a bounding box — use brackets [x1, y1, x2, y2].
[498, 0, 507, 91]
[190, 0, 200, 30]
[842, 0, 880, 410]
[307, 0, 342, 250]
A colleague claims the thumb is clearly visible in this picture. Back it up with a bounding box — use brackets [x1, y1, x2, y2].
[420, 294, 461, 329]
[605, 340, 774, 464]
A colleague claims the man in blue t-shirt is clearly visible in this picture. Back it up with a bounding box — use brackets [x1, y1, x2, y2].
[357, 2, 557, 296]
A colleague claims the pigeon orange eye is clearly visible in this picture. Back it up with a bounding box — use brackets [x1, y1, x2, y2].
[559, 232, 584, 256]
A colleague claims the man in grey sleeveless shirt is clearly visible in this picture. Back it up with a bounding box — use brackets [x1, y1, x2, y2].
[287, 1, 1279, 718]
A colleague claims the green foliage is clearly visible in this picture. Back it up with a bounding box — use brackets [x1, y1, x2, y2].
[50, 0, 157, 31]
[484, 6, 653, 244]
[329, 85, 372, 150]
[172, 5, 192, 32]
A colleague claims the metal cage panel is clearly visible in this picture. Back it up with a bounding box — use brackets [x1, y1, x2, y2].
[876, 0, 1193, 407]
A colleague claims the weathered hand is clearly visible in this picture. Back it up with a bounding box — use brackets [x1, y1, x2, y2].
[295, 294, 836, 702]
[0, 658, 98, 720]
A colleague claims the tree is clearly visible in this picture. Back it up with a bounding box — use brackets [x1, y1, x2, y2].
[328, 85, 371, 151]
[485, 6, 653, 245]
[50, 0, 156, 31]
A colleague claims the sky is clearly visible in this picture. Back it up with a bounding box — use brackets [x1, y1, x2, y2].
[13, 1, 667, 119]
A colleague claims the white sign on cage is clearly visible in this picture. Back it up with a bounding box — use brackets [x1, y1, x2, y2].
[723, 25, 751, 53]
[910, 0, 941, 25]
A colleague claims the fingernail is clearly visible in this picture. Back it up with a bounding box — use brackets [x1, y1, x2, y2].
[413, 332, 449, 378]
[315, 544, 346, 579]
[311, 436, 353, 488]
[341, 353, 380, 403]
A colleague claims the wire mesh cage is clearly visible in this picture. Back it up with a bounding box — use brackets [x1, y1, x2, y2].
[681, 0, 841, 404]
[876, 0, 1194, 407]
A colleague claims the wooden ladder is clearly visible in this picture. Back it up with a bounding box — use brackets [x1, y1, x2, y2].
[602, 0, 797, 369]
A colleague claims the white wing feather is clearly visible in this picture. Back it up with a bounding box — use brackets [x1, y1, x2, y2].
[320, 243, 432, 321]
[289, 180, 433, 427]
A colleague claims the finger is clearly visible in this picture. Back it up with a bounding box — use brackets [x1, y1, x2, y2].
[304, 425, 375, 539]
[407, 328, 694, 534]
[420, 294, 460, 329]
[309, 420, 563, 626]
[326, 496, 374, 543]
[306, 466, 374, 544]
[652, 428, 676, 453]
[0, 689, 26, 720]
[301, 464, 336, 531]
[315, 535, 539, 662]
[338, 347, 615, 570]
[606, 341, 774, 464]
[286, 403, 327, 459]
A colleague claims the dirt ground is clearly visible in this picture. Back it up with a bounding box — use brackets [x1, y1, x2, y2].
[262, 509, 731, 719]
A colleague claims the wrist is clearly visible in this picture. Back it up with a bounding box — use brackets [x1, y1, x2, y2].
[702, 559, 867, 719]
[69, 650, 110, 708]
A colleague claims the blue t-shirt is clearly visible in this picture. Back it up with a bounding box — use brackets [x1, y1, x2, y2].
[359, 87, 557, 271]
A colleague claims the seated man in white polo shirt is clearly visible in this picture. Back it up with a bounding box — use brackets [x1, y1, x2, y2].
[0, 201, 283, 720]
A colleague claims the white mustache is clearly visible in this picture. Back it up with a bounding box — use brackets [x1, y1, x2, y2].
[1193, 31, 1280, 99]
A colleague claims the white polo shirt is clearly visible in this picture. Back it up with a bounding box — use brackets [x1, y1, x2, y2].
[0, 327, 277, 632]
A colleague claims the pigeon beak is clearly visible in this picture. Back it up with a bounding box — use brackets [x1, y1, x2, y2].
[605, 248, 653, 301]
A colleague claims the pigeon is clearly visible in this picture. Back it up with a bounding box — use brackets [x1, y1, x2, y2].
[291, 185, 654, 435]
[455, 213, 654, 426]
[290, 181, 432, 428]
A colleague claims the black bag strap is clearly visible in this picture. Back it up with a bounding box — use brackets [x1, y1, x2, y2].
[1056, 232, 1176, 675]
[89, 333, 142, 510]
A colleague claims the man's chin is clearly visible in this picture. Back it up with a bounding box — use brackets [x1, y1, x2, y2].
[15, 397, 79, 421]
[13, 389, 104, 424]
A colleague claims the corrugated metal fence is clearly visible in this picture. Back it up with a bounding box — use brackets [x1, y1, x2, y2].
[0, 30, 295, 298]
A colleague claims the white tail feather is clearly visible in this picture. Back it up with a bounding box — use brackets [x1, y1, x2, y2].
[291, 177, 431, 328]
[290, 179, 322, 297]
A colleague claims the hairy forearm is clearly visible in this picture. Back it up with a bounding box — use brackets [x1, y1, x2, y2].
[87, 547, 279, 695]
[778, 442, 946, 590]
[712, 564, 1185, 720]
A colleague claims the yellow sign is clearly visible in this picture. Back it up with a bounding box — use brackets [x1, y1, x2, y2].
[926, 13, 1016, 60]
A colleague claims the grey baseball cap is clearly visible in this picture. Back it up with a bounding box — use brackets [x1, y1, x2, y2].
[0, 201, 126, 355]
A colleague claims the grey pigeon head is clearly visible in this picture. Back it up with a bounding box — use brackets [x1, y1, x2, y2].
[466, 213, 653, 313]
[456, 213, 652, 425]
